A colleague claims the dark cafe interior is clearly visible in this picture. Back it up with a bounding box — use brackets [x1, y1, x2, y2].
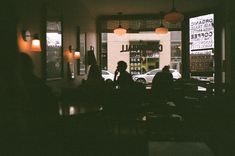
[1, 0, 235, 155]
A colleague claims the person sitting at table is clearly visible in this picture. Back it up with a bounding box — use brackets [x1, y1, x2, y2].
[78, 64, 105, 105]
[19, 52, 59, 121]
[112, 61, 138, 114]
[19, 52, 59, 155]
[86, 64, 105, 85]
[150, 65, 174, 113]
[114, 60, 134, 89]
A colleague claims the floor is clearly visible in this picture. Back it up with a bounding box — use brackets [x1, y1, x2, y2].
[47, 110, 233, 156]
[54, 91, 235, 156]
[5, 108, 232, 156]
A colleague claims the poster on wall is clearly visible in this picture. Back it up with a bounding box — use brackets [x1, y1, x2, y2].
[189, 14, 214, 75]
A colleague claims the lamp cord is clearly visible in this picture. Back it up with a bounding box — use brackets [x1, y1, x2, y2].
[118, 12, 122, 27]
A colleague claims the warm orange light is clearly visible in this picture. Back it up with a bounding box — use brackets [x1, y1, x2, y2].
[31, 39, 41, 52]
[114, 26, 127, 36]
[18, 32, 31, 52]
[164, 11, 184, 23]
[155, 26, 168, 35]
[164, 0, 184, 23]
[64, 50, 74, 62]
[73, 51, 80, 59]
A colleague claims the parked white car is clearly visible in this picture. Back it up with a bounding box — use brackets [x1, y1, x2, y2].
[191, 76, 214, 83]
[132, 68, 181, 84]
[102, 70, 115, 82]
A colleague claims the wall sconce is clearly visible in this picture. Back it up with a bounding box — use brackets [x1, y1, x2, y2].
[74, 51, 81, 60]
[22, 30, 42, 52]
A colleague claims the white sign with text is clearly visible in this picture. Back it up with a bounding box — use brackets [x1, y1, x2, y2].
[189, 14, 214, 52]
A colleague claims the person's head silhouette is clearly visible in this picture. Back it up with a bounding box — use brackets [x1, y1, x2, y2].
[162, 65, 170, 72]
[117, 61, 127, 72]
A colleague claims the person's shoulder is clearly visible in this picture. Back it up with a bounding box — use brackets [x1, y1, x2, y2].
[154, 71, 162, 77]
[126, 71, 133, 78]
[125, 71, 132, 76]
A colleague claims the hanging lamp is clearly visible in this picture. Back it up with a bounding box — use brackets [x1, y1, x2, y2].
[155, 24, 168, 34]
[164, 0, 184, 23]
[114, 12, 127, 36]
[155, 12, 168, 34]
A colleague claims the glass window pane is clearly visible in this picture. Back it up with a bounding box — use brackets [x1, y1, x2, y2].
[189, 13, 215, 83]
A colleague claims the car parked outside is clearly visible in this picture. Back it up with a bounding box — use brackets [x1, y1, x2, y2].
[102, 70, 115, 82]
[191, 76, 214, 83]
[132, 68, 181, 84]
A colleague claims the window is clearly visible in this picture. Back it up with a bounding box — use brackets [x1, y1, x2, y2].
[98, 14, 182, 87]
[189, 13, 215, 83]
[46, 21, 63, 80]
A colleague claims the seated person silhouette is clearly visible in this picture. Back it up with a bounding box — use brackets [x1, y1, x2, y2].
[19, 53, 59, 154]
[19, 53, 58, 130]
[114, 60, 134, 89]
[86, 64, 105, 85]
[151, 65, 174, 112]
[78, 64, 105, 106]
[112, 61, 138, 113]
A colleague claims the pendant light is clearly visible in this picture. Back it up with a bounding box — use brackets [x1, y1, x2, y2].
[155, 12, 168, 35]
[114, 12, 127, 36]
[164, 0, 184, 23]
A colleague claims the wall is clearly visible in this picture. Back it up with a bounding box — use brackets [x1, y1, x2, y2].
[6, 0, 97, 94]
[54, 0, 97, 89]
[226, 0, 235, 92]
[220, 0, 235, 93]
[225, 1, 234, 78]
[107, 34, 130, 73]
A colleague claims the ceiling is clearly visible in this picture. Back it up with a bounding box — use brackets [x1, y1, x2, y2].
[79, 0, 221, 17]
[78, 0, 221, 33]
